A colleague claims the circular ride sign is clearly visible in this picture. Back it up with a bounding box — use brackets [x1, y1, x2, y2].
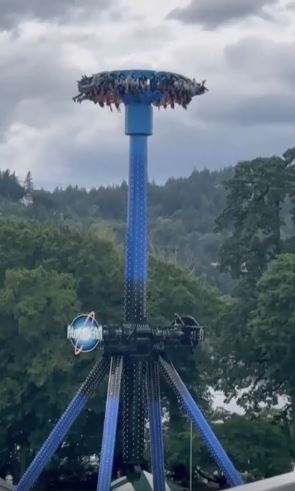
[67, 312, 103, 355]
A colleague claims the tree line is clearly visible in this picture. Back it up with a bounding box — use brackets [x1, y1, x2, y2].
[0, 167, 233, 292]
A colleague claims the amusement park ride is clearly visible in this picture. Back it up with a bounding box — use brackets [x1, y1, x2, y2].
[16, 70, 244, 491]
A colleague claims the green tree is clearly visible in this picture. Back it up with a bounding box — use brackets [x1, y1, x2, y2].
[0, 170, 25, 202]
[250, 253, 295, 457]
[214, 411, 292, 481]
[216, 152, 294, 280]
[24, 171, 34, 196]
[0, 220, 124, 321]
[0, 222, 123, 481]
[212, 150, 295, 470]
[213, 150, 295, 402]
[0, 267, 80, 478]
[29, 190, 55, 220]
[164, 409, 293, 486]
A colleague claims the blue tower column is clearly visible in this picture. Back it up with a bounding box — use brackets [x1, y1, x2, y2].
[122, 103, 152, 470]
[124, 103, 152, 323]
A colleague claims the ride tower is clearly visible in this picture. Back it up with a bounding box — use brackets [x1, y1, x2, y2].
[16, 70, 244, 491]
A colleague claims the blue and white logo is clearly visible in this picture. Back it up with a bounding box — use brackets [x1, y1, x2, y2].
[67, 312, 103, 355]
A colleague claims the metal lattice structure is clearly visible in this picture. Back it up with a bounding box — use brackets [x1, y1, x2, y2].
[16, 70, 244, 491]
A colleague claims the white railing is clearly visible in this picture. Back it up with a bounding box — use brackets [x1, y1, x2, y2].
[0, 478, 13, 491]
[237, 472, 295, 491]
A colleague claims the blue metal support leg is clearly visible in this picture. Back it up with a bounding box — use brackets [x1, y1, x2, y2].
[159, 357, 244, 487]
[16, 358, 109, 491]
[147, 359, 166, 491]
[96, 355, 123, 491]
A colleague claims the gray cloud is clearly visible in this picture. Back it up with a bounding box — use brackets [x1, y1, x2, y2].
[0, 0, 110, 29]
[233, 93, 295, 125]
[187, 34, 295, 127]
[0, 31, 78, 131]
[168, 0, 277, 27]
[0, 0, 294, 189]
[285, 1, 295, 10]
[197, 91, 295, 126]
[224, 36, 295, 87]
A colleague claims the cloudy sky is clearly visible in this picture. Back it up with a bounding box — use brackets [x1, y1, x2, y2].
[0, 0, 294, 188]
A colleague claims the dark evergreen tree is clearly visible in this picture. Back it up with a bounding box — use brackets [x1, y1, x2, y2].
[0, 170, 25, 201]
[24, 171, 34, 195]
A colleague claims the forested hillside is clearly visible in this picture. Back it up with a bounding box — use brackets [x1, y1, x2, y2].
[3, 158, 295, 292]
[0, 167, 234, 291]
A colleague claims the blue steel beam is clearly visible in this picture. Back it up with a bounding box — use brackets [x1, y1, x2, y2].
[16, 358, 109, 491]
[96, 355, 123, 491]
[147, 360, 166, 491]
[159, 357, 244, 488]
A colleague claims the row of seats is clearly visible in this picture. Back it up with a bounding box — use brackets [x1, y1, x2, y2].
[73, 71, 207, 110]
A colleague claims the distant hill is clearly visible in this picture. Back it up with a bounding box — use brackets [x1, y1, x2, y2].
[0, 167, 235, 292]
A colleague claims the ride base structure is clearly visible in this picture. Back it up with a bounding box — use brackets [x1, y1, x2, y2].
[16, 70, 244, 491]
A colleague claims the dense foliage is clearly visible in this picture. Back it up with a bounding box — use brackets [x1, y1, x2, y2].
[212, 148, 295, 479]
[0, 221, 222, 488]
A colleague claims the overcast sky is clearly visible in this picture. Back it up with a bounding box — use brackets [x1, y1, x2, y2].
[0, 0, 294, 188]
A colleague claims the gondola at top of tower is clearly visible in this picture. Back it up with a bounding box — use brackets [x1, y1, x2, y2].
[73, 69, 208, 110]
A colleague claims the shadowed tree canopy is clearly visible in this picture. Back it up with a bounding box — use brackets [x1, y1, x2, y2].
[165, 410, 293, 485]
[0, 170, 25, 202]
[0, 267, 80, 474]
[215, 151, 295, 280]
[213, 149, 295, 401]
[250, 254, 295, 397]
[213, 150, 295, 470]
